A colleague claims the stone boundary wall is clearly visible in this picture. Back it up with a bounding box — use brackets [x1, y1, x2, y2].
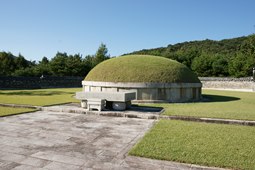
[0, 76, 83, 89]
[1, 76, 254, 91]
[199, 77, 255, 91]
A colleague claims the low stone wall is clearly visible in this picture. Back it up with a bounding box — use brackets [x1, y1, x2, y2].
[0, 76, 83, 89]
[2, 76, 254, 91]
[199, 77, 255, 91]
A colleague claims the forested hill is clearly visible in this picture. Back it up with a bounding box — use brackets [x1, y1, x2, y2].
[127, 34, 255, 77]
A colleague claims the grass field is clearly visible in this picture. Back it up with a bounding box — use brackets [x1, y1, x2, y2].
[0, 106, 36, 117]
[0, 88, 80, 106]
[130, 120, 255, 170]
[147, 89, 255, 121]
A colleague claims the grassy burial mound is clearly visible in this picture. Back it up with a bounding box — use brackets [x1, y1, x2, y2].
[85, 55, 200, 83]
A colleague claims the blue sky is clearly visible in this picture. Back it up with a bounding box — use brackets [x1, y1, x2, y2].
[0, 0, 254, 61]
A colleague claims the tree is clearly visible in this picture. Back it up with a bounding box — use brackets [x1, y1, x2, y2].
[13, 67, 36, 76]
[93, 43, 110, 67]
[33, 56, 52, 76]
[40, 56, 49, 65]
[14, 54, 29, 70]
[49, 52, 88, 76]
[229, 35, 255, 77]
[0, 52, 16, 76]
[191, 53, 214, 77]
[66, 54, 87, 76]
[50, 52, 69, 76]
[212, 54, 229, 77]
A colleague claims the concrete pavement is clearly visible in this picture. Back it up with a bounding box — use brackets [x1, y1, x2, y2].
[0, 110, 223, 170]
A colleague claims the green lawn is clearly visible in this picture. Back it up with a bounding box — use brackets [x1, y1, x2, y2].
[149, 89, 255, 121]
[0, 106, 36, 117]
[0, 88, 81, 106]
[130, 120, 255, 170]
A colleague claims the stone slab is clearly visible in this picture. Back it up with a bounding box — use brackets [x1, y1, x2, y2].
[76, 91, 136, 102]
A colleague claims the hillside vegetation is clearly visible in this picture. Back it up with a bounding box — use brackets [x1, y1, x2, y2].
[128, 34, 255, 77]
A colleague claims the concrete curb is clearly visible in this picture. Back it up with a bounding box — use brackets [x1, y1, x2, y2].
[0, 103, 40, 109]
[160, 115, 255, 126]
[41, 106, 162, 120]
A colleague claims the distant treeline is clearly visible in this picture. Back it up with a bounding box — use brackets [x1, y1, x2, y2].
[0, 44, 109, 77]
[1, 35, 255, 78]
[128, 34, 255, 77]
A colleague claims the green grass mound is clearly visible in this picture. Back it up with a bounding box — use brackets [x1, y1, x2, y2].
[85, 55, 200, 83]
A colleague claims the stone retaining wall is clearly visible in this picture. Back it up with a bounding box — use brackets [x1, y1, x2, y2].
[199, 77, 255, 91]
[0, 76, 83, 89]
[82, 81, 202, 103]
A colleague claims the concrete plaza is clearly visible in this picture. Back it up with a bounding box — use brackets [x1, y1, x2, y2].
[0, 110, 222, 170]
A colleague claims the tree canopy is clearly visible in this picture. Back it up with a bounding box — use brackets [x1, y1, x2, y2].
[0, 43, 110, 77]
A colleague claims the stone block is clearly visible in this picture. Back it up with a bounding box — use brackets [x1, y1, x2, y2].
[87, 99, 105, 111]
[169, 88, 180, 102]
[101, 87, 118, 92]
[90, 86, 101, 92]
[76, 91, 136, 102]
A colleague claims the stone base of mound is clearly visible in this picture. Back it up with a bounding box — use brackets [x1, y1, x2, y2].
[82, 81, 202, 103]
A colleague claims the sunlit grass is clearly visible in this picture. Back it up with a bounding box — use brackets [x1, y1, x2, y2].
[0, 106, 36, 117]
[146, 89, 255, 120]
[0, 88, 81, 106]
[130, 120, 255, 170]
[131, 89, 255, 169]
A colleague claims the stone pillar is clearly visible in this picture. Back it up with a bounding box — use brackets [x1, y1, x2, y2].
[81, 100, 87, 108]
